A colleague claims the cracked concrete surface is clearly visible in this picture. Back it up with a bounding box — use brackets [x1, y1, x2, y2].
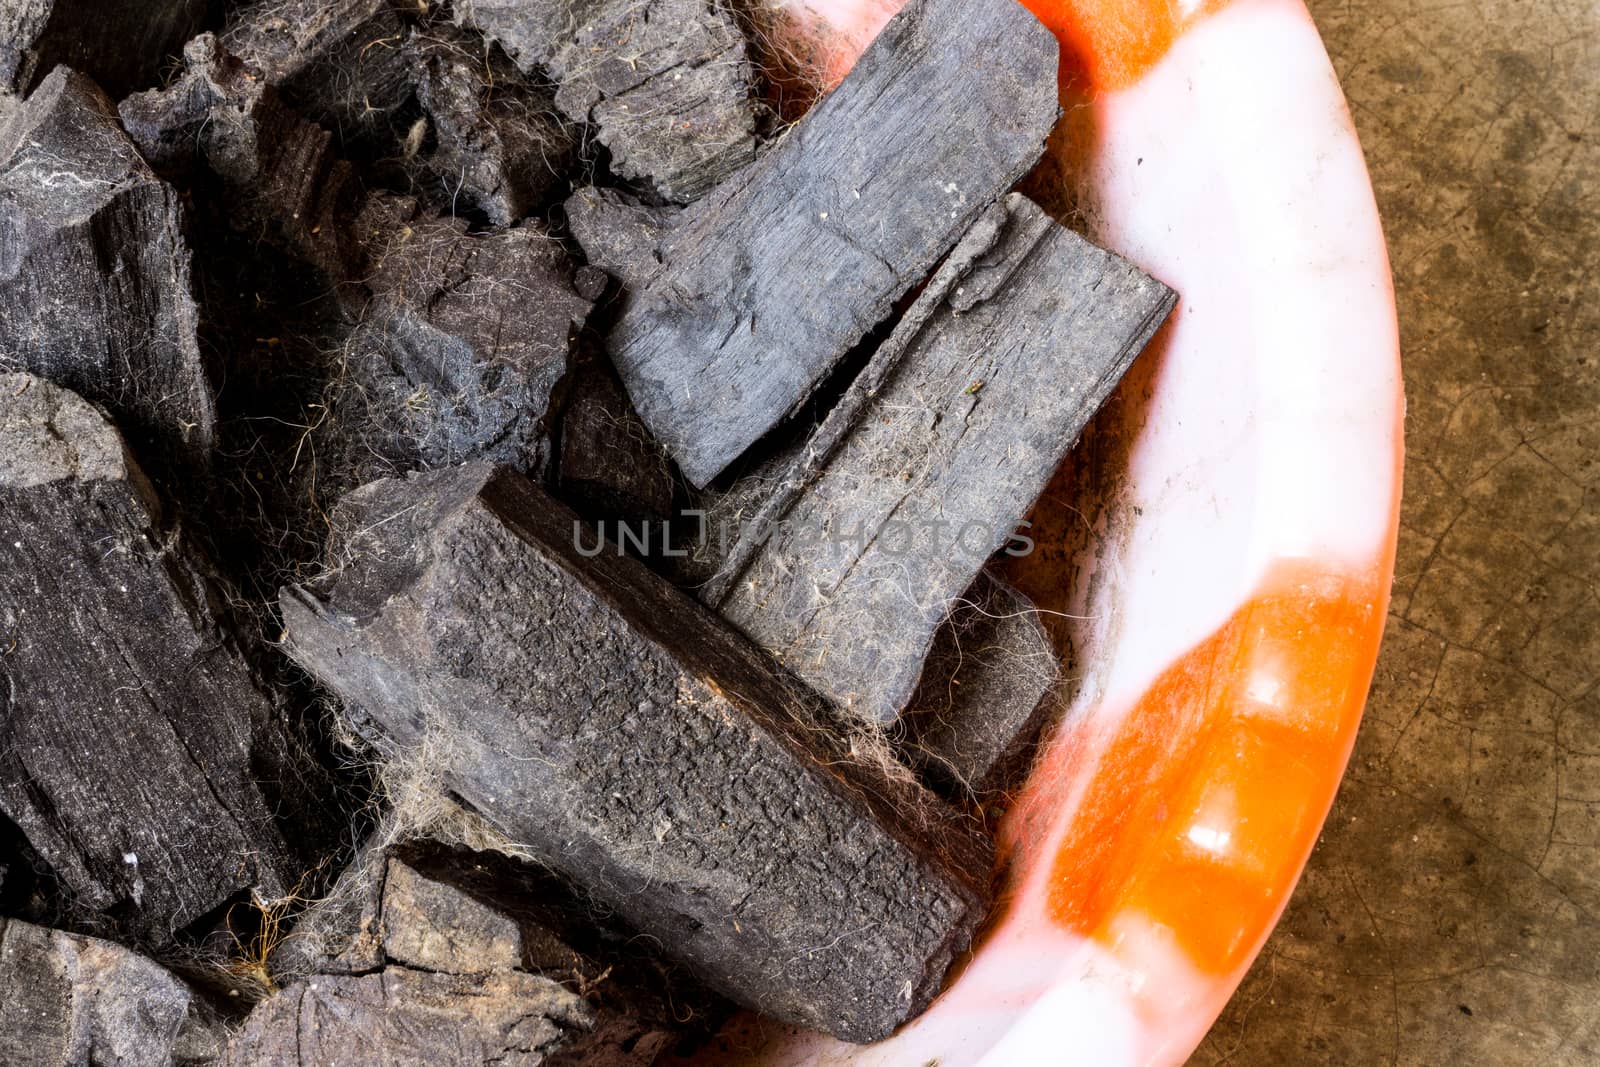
[1192, 0, 1599, 1062]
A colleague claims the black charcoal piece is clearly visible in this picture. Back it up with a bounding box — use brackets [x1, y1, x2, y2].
[120, 35, 368, 280]
[224, 967, 591, 1066]
[0, 0, 207, 98]
[604, 0, 1060, 487]
[0, 67, 214, 473]
[345, 207, 596, 476]
[558, 358, 676, 524]
[407, 26, 577, 225]
[0, 918, 195, 1067]
[280, 464, 992, 1042]
[565, 186, 680, 290]
[903, 572, 1062, 802]
[0, 374, 293, 937]
[457, 0, 759, 204]
[710, 193, 1176, 723]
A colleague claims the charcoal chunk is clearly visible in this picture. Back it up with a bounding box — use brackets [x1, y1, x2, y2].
[564, 186, 680, 290]
[457, 0, 759, 203]
[709, 194, 1176, 723]
[557, 358, 676, 524]
[0, 0, 207, 98]
[0, 918, 195, 1067]
[0, 68, 214, 473]
[280, 465, 991, 1042]
[225, 967, 591, 1067]
[903, 572, 1062, 802]
[0, 374, 293, 937]
[604, 0, 1060, 486]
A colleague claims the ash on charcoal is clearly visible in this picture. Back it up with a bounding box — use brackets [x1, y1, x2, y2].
[281, 465, 992, 1042]
[0, 374, 297, 938]
[0, 68, 214, 477]
[0, 917, 203, 1067]
[902, 572, 1063, 806]
[604, 0, 1061, 486]
[458, 0, 760, 204]
[0, 0, 207, 98]
[710, 194, 1175, 724]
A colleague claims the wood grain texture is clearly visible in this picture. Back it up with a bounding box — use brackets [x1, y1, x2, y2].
[0, 0, 207, 98]
[0, 374, 294, 938]
[281, 464, 991, 1042]
[714, 194, 1176, 723]
[457, 0, 758, 204]
[0, 918, 193, 1067]
[0, 68, 214, 475]
[605, 0, 1060, 487]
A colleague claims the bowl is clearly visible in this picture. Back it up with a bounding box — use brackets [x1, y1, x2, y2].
[687, 0, 1403, 1061]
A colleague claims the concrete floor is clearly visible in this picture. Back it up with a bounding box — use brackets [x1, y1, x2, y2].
[1192, 0, 1600, 1062]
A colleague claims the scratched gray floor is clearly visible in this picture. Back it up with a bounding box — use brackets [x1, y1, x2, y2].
[1191, 0, 1600, 1062]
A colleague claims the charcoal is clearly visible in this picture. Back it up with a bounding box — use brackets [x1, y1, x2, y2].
[564, 185, 680, 290]
[280, 464, 992, 1042]
[557, 358, 676, 524]
[0, 374, 293, 937]
[406, 26, 577, 225]
[0, 0, 207, 98]
[0, 67, 214, 474]
[344, 205, 597, 476]
[604, 0, 1060, 487]
[709, 194, 1175, 723]
[902, 572, 1062, 802]
[223, 0, 415, 161]
[120, 34, 368, 280]
[457, 0, 759, 204]
[0, 918, 195, 1066]
[224, 967, 591, 1066]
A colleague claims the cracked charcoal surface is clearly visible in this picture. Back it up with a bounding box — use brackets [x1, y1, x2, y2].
[0, 0, 207, 98]
[457, 0, 759, 204]
[603, 0, 1061, 487]
[0, 68, 214, 477]
[1194, 1, 1600, 1063]
[0, 374, 296, 939]
[280, 465, 992, 1043]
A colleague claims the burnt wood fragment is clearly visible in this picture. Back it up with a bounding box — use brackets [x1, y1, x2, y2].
[0, 374, 294, 937]
[565, 186, 680, 290]
[457, 0, 759, 204]
[0, 0, 207, 98]
[0, 68, 214, 473]
[0, 918, 195, 1067]
[225, 966, 591, 1066]
[280, 464, 992, 1042]
[605, 0, 1060, 486]
[710, 194, 1176, 723]
[557, 357, 676, 525]
[902, 572, 1062, 803]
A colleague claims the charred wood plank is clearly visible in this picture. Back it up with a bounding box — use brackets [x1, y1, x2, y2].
[280, 464, 992, 1042]
[457, 0, 759, 204]
[711, 193, 1176, 723]
[0, 0, 207, 98]
[0, 68, 214, 474]
[605, 0, 1060, 487]
[0, 374, 294, 937]
[0, 918, 195, 1067]
[902, 572, 1061, 804]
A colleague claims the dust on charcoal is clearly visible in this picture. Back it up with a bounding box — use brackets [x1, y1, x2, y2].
[0, 0, 1176, 1060]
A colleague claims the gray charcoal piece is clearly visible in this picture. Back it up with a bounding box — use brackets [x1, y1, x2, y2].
[712, 193, 1176, 724]
[903, 571, 1062, 802]
[0, 67, 214, 473]
[224, 966, 592, 1067]
[0, 918, 195, 1067]
[0, 374, 293, 937]
[457, 0, 759, 204]
[564, 186, 681, 291]
[346, 208, 597, 476]
[0, 0, 207, 98]
[280, 464, 992, 1043]
[603, 0, 1061, 487]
